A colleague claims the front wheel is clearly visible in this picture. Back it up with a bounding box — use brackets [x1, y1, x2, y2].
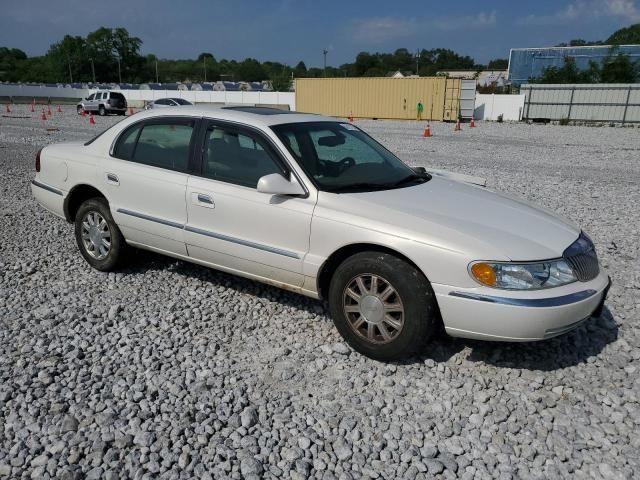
[76, 105, 84, 115]
[74, 198, 127, 271]
[328, 252, 440, 361]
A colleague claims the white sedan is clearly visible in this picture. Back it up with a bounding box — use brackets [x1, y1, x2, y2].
[31, 105, 610, 360]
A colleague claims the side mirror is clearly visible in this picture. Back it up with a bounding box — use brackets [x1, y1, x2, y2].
[257, 173, 305, 196]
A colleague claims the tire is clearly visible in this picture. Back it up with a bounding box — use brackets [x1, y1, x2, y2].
[328, 252, 439, 361]
[74, 197, 127, 272]
[98, 105, 106, 116]
[77, 105, 83, 115]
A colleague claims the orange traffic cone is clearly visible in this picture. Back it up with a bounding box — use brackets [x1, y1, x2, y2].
[41, 109, 47, 121]
[128, 106, 134, 116]
[31, 103, 35, 113]
[89, 113, 95, 125]
[47, 105, 52, 116]
[57, 105, 62, 113]
[469, 117, 476, 128]
[454, 119, 461, 131]
[423, 124, 432, 137]
[80, 109, 86, 117]
[5, 104, 10, 114]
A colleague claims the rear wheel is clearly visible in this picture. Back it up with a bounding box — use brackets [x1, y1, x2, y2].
[74, 198, 127, 271]
[328, 252, 439, 361]
[98, 105, 106, 116]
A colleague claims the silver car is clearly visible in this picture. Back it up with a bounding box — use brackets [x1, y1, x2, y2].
[145, 98, 193, 109]
[77, 91, 127, 116]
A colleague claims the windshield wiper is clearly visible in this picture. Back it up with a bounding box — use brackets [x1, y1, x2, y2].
[325, 173, 430, 193]
[325, 182, 391, 193]
[386, 172, 431, 188]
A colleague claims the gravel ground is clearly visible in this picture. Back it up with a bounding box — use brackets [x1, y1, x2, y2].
[1, 106, 639, 479]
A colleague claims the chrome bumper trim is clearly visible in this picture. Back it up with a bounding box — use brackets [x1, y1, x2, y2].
[31, 180, 63, 196]
[448, 289, 599, 307]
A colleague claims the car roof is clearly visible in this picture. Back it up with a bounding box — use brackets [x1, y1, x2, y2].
[131, 104, 336, 127]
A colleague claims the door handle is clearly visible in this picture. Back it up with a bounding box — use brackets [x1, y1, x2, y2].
[106, 173, 119, 185]
[197, 194, 213, 204]
[193, 192, 215, 208]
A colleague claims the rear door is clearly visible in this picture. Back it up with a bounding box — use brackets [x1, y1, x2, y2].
[184, 120, 315, 287]
[101, 116, 197, 255]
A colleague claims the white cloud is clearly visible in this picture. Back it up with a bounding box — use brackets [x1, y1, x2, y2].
[517, 0, 640, 25]
[351, 11, 497, 44]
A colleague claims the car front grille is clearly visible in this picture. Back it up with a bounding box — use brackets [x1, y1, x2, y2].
[563, 233, 599, 282]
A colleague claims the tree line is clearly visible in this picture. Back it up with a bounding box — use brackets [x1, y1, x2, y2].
[0, 27, 505, 89]
[1, 24, 638, 89]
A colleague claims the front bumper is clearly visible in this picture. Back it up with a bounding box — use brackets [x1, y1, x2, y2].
[432, 270, 611, 341]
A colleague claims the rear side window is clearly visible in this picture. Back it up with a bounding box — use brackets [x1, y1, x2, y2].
[113, 125, 141, 159]
[113, 120, 195, 171]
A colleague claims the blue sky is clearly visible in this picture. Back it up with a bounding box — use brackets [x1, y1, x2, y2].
[1, 0, 639, 66]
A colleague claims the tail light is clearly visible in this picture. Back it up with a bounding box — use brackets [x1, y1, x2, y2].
[35, 147, 42, 172]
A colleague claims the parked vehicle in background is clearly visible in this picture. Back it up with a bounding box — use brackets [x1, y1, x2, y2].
[77, 91, 127, 116]
[146, 98, 193, 109]
[31, 105, 610, 361]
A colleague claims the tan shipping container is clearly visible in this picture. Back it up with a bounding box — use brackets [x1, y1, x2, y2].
[295, 77, 462, 121]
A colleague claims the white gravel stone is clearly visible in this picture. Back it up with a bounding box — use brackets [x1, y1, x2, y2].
[0, 108, 638, 479]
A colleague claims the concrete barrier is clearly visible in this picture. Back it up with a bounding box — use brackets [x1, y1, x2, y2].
[0, 84, 296, 110]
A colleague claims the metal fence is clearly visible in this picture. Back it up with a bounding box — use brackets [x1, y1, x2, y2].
[521, 83, 640, 123]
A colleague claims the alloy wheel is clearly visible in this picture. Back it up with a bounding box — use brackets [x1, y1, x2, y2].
[80, 211, 111, 260]
[343, 273, 405, 344]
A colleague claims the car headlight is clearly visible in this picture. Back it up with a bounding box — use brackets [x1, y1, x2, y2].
[470, 259, 577, 290]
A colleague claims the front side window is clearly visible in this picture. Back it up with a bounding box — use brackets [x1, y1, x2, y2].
[113, 120, 194, 171]
[272, 122, 427, 192]
[203, 124, 286, 188]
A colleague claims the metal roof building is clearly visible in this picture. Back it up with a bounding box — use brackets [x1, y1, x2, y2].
[508, 45, 640, 86]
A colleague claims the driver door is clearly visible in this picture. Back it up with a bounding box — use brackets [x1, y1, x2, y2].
[185, 120, 316, 288]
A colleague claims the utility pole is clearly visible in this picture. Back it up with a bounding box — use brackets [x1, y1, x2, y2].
[67, 54, 73, 83]
[416, 49, 420, 76]
[116, 55, 122, 84]
[323, 49, 328, 77]
[155, 60, 159, 83]
[204, 56, 207, 82]
[90, 58, 96, 83]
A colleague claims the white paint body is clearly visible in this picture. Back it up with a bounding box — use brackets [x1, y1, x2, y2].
[31, 105, 609, 342]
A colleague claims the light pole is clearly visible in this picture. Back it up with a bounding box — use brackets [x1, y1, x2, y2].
[415, 49, 420, 76]
[203, 56, 207, 82]
[155, 60, 159, 83]
[90, 58, 96, 83]
[323, 49, 328, 77]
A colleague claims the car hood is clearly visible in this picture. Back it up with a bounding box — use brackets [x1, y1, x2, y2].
[318, 177, 580, 261]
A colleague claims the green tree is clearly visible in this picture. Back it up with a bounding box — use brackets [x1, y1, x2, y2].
[487, 58, 508, 70]
[601, 54, 638, 82]
[47, 35, 88, 82]
[607, 23, 640, 45]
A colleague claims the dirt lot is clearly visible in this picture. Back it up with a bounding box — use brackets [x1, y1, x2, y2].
[1, 106, 639, 479]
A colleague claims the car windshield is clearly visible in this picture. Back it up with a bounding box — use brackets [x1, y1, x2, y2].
[173, 98, 192, 105]
[271, 121, 429, 193]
